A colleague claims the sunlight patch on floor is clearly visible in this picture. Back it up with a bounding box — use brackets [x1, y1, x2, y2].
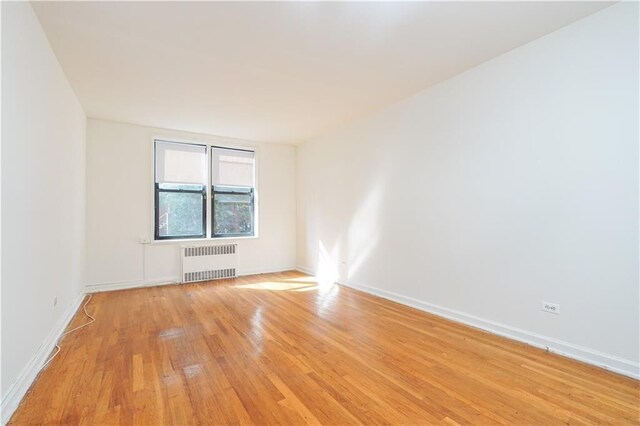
[291, 285, 319, 292]
[285, 276, 319, 284]
[234, 281, 315, 291]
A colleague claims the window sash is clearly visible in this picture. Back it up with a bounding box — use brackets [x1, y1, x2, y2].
[154, 183, 207, 240]
[211, 186, 255, 238]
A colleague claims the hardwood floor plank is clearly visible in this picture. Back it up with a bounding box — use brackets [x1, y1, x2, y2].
[9, 271, 640, 425]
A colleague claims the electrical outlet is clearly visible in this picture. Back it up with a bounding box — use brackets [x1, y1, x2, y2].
[541, 301, 560, 314]
[53, 296, 58, 308]
[339, 260, 348, 277]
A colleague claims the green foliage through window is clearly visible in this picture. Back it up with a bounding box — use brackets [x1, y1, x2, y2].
[157, 185, 205, 238]
[213, 186, 254, 236]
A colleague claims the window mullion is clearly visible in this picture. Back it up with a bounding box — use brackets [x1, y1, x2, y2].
[206, 145, 212, 239]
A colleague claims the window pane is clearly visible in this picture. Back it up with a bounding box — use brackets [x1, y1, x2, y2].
[158, 192, 204, 237]
[213, 192, 253, 235]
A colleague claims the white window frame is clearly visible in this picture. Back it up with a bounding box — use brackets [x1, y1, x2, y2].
[150, 135, 259, 243]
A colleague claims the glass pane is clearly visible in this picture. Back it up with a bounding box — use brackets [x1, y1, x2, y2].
[158, 191, 204, 237]
[213, 192, 253, 235]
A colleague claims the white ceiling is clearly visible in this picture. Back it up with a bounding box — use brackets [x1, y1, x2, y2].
[32, 1, 612, 144]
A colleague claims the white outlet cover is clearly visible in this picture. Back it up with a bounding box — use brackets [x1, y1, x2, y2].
[541, 301, 560, 314]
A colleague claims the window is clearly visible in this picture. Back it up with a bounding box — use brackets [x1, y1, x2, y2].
[154, 140, 256, 240]
[211, 147, 255, 237]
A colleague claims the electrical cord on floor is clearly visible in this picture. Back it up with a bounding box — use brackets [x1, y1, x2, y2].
[41, 294, 96, 370]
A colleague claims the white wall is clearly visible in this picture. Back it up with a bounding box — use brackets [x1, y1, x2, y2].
[297, 3, 639, 376]
[85, 119, 296, 290]
[1, 0, 86, 405]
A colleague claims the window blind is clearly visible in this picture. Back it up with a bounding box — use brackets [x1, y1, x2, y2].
[155, 140, 207, 185]
[211, 147, 255, 187]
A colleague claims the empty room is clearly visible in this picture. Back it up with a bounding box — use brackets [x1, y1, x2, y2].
[1, 1, 639, 424]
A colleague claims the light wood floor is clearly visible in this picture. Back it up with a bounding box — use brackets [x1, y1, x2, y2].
[10, 271, 639, 425]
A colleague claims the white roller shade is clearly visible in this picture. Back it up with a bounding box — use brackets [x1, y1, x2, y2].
[211, 147, 255, 187]
[155, 141, 207, 185]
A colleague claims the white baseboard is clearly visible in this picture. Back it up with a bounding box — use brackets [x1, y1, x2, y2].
[295, 265, 314, 276]
[1, 292, 86, 425]
[295, 266, 639, 380]
[85, 267, 298, 293]
[238, 266, 297, 277]
[85, 276, 182, 293]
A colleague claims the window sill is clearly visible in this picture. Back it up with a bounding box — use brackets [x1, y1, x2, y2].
[149, 235, 258, 245]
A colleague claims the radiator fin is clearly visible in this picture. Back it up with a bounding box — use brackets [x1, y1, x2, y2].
[185, 244, 236, 257]
[183, 268, 237, 283]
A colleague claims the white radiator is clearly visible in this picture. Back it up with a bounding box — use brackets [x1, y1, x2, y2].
[181, 244, 238, 283]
